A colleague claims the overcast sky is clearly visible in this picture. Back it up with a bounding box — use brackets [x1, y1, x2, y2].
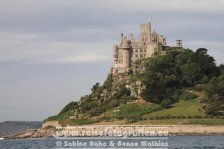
[0, 0, 224, 122]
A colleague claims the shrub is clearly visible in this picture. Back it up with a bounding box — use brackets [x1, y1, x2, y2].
[110, 100, 120, 107]
[179, 91, 198, 100]
[160, 99, 173, 108]
[59, 101, 78, 115]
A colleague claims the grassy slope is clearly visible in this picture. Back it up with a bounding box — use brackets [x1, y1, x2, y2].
[103, 102, 158, 117]
[48, 98, 223, 126]
[143, 99, 206, 118]
[100, 99, 224, 125]
[105, 98, 205, 119]
[95, 99, 224, 125]
[132, 119, 224, 125]
[114, 102, 161, 118]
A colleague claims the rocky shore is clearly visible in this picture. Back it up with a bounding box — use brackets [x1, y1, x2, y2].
[4, 127, 56, 139]
[55, 125, 224, 137]
[4, 125, 224, 139]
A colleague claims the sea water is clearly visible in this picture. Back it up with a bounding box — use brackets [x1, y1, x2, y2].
[0, 136, 224, 149]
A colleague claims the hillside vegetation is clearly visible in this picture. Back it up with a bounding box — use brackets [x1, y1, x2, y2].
[45, 48, 224, 126]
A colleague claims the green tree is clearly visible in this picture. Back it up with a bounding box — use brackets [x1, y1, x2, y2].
[219, 64, 224, 76]
[103, 74, 113, 91]
[142, 51, 182, 103]
[91, 83, 100, 92]
[193, 48, 218, 80]
[204, 75, 224, 115]
[59, 101, 78, 115]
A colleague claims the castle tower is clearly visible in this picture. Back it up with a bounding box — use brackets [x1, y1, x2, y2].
[112, 34, 132, 74]
[176, 40, 182, 47]
[119, 36, 132, 69]
[139, 19, 152, 45]
[159, 35, 166, 45]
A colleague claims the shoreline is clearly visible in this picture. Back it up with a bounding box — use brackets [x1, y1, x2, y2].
[55, 125, 224, 137]
[4, 125, 224, 139]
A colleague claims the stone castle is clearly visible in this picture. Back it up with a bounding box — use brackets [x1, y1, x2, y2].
[112, 19, 182, 74]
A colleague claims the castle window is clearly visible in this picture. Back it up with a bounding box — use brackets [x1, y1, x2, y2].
[135, 49, 138, 52]
[135, 54, 138, 57]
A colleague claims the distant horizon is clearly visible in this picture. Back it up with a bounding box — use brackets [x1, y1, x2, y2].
[0, 121, 42, 123]
[0, 0, 224, 122]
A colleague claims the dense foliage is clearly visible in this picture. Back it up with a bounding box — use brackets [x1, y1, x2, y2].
[59, 101, 79, 115]
[141, 48, 223, 115]
[203, 75, 224, 115]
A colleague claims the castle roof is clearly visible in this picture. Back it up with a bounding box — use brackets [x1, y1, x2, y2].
[152, 30, 158, 35]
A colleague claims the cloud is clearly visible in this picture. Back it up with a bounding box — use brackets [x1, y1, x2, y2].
[25, 54, 111, 64]
[0, 0, 224, 121]
[59, 55, 111, 64]
[185, 40, 224, 48]
[0, 31, 113, 64]
[0, 0, 223, 66]
[0, 0, 223, 34]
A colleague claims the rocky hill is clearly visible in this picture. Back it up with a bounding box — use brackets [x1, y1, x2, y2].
[44, 48, 224, 127]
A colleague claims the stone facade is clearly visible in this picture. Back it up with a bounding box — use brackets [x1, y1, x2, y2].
[112, 20, 182, 74]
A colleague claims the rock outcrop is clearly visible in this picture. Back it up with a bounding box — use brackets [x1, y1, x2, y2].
[4, 127, 56, 139]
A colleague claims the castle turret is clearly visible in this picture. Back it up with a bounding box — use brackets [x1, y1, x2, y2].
[151, 31, 159, 44]
[176, 40, 182, 47]
[159, 35, 166, 46]
[112, 34, 132, 74]
[120, 37, 132, 68]
[139, 21, 151, 45]
[129, 33, 134, 42]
